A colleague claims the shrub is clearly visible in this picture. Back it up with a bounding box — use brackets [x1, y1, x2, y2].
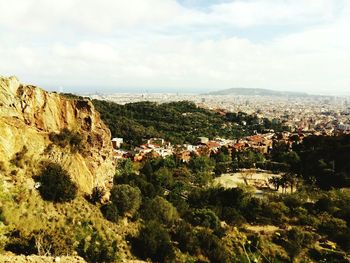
[4, 231, 37, 255]
[35, 163, 77, 202]
[221, 207, 246, 226]
[275, 227, 316, 262]
[318, 214, 347, 237]
[77, 231, 119, 263]
[143, 196, 179, 226]
[172, 221, 199, 254]
[262, 201, 290, 224]
[133, 220, 175, 262]
[49, 128, 83, 152]
[196, 229, 231, 263]
[88, 186, 105, 204]
[110, 184, 141, 217]
[10, 146, 28, 168]
[187, 208, 220, 229]
[101, 203, 119, 223]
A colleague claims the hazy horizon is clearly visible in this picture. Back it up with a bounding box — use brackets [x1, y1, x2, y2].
[41, 85, 348, 97]
[1, 0, 350, 96]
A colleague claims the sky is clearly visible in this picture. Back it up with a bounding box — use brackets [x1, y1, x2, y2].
[0, 0, 349, 95]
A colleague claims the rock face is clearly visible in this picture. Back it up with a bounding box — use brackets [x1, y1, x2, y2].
[0, 76, 115, 193]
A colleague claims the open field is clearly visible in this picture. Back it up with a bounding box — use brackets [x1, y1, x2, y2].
[213, 169, 285, 195]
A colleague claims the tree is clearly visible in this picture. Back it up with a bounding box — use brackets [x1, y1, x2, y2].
[189, 156, 215, 173]
[133, 220, 175, 262]
[213, 151, 232, 175]
[188, 208, 220, 229]
[283, 172, 298, 193]
[153, 167, 174, 189]
[110, 184, 141, 217]
[35, 163, 77, 202]
[280, 151, 301, 173]
[268, 176, 281, 191]
[116, 159, 135, 177]
[143, 196, 179, 226]
[194, 171, 213, 186]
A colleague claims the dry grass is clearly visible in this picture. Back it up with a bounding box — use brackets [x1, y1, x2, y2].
[0, 175, 141, 261]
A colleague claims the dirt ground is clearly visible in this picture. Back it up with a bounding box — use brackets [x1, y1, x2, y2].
[213, 170, 286, 194]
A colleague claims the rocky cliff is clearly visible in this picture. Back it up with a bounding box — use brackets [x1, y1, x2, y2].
[0, 76, 115, 193]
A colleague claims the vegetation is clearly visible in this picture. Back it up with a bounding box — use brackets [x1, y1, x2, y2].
[92, 100, 288, 146]
[10, 146, 29, 168]
[77, 227, 118, 263]
[34, 162, 77, 202]
[110, 135, 350, 262]
[110, 184, 141, 217]
[49, 128, 83, 153]
[132, 220, 175, 262]
[3, 96, 350, 262]
[4, 133, 350, 261]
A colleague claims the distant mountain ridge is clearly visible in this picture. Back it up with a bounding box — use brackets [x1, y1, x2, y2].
[204, 87, 310, 97]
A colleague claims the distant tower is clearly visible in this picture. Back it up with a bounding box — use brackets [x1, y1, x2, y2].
[202, 98, 206, 103]
[58, 86, 63, 93]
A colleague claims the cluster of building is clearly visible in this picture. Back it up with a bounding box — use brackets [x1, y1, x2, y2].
[89, 91, 350, 161]
[111, 131, 306, 162]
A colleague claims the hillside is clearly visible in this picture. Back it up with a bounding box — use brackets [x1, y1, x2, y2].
[205, 87, 309, 97]
[0, 76, 115, 193]
[1, 77, 350, 262]
[0, 77, 142, 262]
[92, 100, 288, 147]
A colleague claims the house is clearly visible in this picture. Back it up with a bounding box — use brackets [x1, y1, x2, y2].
[206, 141, 221, 153]
[111, 138, 123, 149]
[197, 137, 209, 144]
[175, 150, 191, 163]
[112, 149, 128, 159]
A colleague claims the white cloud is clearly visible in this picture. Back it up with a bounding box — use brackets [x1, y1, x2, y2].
[0, 0, 349, 95]
[208, 0, 339, 27]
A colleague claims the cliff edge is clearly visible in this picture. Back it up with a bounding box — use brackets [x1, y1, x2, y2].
[0, 76, 115, 193]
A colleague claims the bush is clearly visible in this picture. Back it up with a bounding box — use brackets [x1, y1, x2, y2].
[10, 146, 28, 168]
[77, 231, 119, 263]
[49, 128, 83, 152]
[88, 186, 105, 204]
[35, 163, 77, 202]
[143, 196, 179, 226]
[133, 220, 175, 262]
[172, 221, 199, 254]
[274, 227, 316, 262]
[4, 230, 37, 255]
[101, 203, 119, 223]
[221, 207, 246, 226]
[110, 184, 141, 217]
[318, 214, 347, 237]
[262, 201, 290, 224]
[187, 208, 220, 229]
[196, 229, 231, 263]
